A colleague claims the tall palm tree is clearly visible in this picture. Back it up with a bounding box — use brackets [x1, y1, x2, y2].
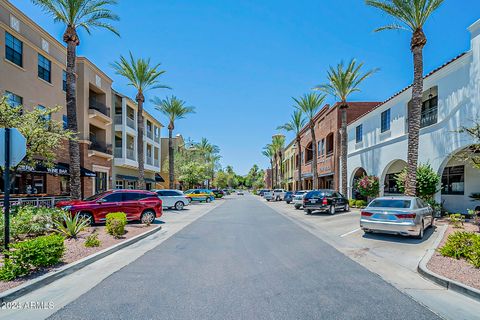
[262, 144, 275, 189]
[366, 0, 444, 195]
[315, 59, 377, 196]
[112, 52, 168, 189]
[293, 93, 326, 190]
[196, 138, 220, 188]
[153, 96, 195, 189]
[32, 0, 119, 199]
[271, 135, 286, 189]
[278, 110, 307, 190]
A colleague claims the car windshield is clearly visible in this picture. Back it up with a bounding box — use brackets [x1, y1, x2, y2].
[295, 191, 305, 195]
[84, 191, 109, 201]
[369, 199, 412, 208]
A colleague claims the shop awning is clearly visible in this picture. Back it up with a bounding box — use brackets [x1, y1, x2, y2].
[145, 178, 156, 183]
[155, 173, 165, 182]
[17, 163, 96, 177]
[116, 175, 138, 181]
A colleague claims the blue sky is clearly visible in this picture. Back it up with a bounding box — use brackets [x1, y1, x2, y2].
[11, 0, 479, 174]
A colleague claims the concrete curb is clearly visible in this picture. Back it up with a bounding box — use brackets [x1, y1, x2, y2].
[417, 226, 480, 302]
[0, 224, 162, 303]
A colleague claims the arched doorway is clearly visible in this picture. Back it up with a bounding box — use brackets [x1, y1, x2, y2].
[381, 159, 407, 196]
[351, 167, 367, 200]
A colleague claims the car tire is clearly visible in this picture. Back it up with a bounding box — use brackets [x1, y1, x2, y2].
[329, 205, 336, 215]
[415, 221, 425, 239]
[344, 203, 350, 212]
[77, 211, 94, 225]
[286, 201, 291, 204]
[305, 209, 312, 215]
[206, 197, 211, 203]
[295, 205, 301, 210]
[141, 210, 156, 224]
[174, 201, 184, 211]
[266, 199, 270, 202]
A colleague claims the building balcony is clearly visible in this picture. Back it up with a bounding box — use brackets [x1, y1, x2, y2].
[88, 141, 113, 159]
[114, 147, 122, 158]
[127, 117, 135, 130]
[88, 99, 111, 124]
[154, 159, 159, 167]
[146, 156, 153, 166]
[420, 108, 438, 128]
[114, 115, 122, 125]
[146, 130, 153, 140]
[126, 148, 135, 161]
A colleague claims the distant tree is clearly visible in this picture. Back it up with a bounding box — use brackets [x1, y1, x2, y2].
[262, 144, 275, 189]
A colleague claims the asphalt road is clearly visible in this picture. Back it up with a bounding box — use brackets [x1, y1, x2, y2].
[48, 195, 439, 320]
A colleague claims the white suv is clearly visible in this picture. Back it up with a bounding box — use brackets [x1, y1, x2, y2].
[264, 189, 287, 201]
[154, 189, 191, 210]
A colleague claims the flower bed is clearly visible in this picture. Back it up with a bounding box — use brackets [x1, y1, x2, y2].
[427, 219, 480, 290]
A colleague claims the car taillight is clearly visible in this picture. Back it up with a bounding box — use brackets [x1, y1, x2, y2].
[322, 198, 328, 205]
[361, 211, 373, 217]
[303, 198, 307, 204]
[396, 213, 416, 219]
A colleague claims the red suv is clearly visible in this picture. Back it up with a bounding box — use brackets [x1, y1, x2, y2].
[56, 189, 163, 225]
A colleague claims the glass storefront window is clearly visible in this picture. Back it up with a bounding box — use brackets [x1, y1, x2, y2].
[442, 165, 464, 195]
[95, 172, 108, 194]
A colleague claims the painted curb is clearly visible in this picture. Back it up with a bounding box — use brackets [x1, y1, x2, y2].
[0, 224, 162, 303]
[417, 228, 480, 302]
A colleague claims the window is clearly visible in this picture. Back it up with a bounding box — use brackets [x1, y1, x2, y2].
[326, 133, 334, 155]
[5, 32, 22, 67]
[381, 109, 390, 133]
[305, 142, 313, 163]
[63, 71, 67, 92]
[356, 125, 363, 143]
[37, 105, 51, 121]
[369, 199, 411, 208]
[442, 166, 464, 195]
[5, 91, 23, 108]
[421, 95, 438, 128]
[127, 181, 136, 189]
[115, 180, 124, 189]
[38, 54, 51, 83]
[95, 172, 108, 194]
[384, 173, 401, 194]
[102, 193, 123, 203]
[318, 139, 325, 156]
[63, 115, 68, 130]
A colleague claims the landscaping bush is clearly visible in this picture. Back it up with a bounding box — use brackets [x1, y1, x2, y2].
[106, 212, 127, 238]
[395, 163, 440, 200]
[85, 233, 101, 248]
[53, 211, 90, 239]
[356, 175, 380, 199]
[349, 199, 356, 208]
[440, 231, 480, 268]
[449, 213, 465, 229]
[355, 200, 368, 208]
[0, 234, 65, 281]
[0, 206, 64, 244]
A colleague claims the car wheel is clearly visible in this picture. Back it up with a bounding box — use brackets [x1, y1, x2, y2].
[77, 212, 94, 225]
[329, 205, 336, 215]
[344, 203, 350, 212]
[266, 199, 270, 202]
[415, 221, 425, 239]
[206, 197, 211, 203]
[305, 209, 312, 215]
[286, 201, 291, 204]
[175, 201, 184, 211]
[295, 205, 300, 210]
[141, 210, 156, 224]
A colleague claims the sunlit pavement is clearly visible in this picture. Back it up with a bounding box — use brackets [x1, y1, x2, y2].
[263, 197, 480, 320]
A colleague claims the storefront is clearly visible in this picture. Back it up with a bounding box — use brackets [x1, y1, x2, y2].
[114, 173, 165, 190]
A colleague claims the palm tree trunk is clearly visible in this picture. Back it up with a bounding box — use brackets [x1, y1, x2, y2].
[270, 160, 274, 189]
[340, 107, 348, 196]
[66, 40, 81, 199]
[297, 136, 302, 190]
[136, 94, 146, 190]
[168, 128, 174, 189]
[310, 124, 318, 190]
[279, 152, 283, 188]
[406, 32, 426, 196]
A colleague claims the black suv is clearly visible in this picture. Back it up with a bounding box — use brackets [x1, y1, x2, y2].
[303, 189, 349, 215]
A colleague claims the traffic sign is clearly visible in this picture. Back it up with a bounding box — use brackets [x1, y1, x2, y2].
[0, 128, 27, 167]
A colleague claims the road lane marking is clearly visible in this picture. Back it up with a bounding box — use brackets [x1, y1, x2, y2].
[340, 228, 361, 238]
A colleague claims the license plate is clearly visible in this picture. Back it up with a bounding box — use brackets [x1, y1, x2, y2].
[311, 200, 317, 203]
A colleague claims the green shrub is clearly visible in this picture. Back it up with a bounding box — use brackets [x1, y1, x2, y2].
[105, 212, 127, 238]
[356, 175, 380, 198]
[468, 240, 480, 268]
[85, 233, 101, 247]
[449, 213, 465, 228]
[395, 163, 440, 199]
[355, 200, 367, 208]
[349, 199, 356, 208]
[440, 231, 479, 260]
[53, 212, 90, 238]
[0, 234, 65, 281]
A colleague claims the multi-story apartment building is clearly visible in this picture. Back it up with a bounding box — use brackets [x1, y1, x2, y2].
[158, 134, 184, 189]
[112, 91, 162, 190]
[297, 102, 379, 191]
[282, 140, 296, 191]
[347, 19, 480, 213]
[0, 0, 114, 198]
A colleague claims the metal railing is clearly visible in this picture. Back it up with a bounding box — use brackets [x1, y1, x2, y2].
[89, 141, 113, 155]
[114, 115, 122, 124]
[146, 130, 153, 139]
[146, 156, 153, 166]
[114, 147, 122, 158]
[154, 159, 159, 167]
[126, 148, 135, 160]
[420, 107, 438, 128]
[2, 196, 71, 208]
[127, 117, 135, 129]
[89, 98, 111, 117]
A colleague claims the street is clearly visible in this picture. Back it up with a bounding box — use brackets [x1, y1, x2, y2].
[45, 195, 438, 320]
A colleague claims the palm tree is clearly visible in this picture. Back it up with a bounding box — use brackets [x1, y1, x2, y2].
[366, 0, 444, 195]
[112, 53, 168, 189]
[278, 110, 307, 190]
[262, 144, 275, 189]
[32, 0, 119, 199]
[153, 96, 195, 189]
[293, 93, 326, 190]
[315, 59, 377, 196]
[271, 134, 286, 189]
[196, 138, 220, 188]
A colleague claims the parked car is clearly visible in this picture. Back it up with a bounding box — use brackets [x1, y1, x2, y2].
[303, 189, 349, 215]
[154, 189, 190, 210]
[56, 189, 162, 225]
[264, 189, 287, 201]
[292, 190, 308, 209]
[284, 191, 294, 204]
[222, 189, 231, 195]
[360, 196, 434, 239]
[237, 190, 245, 195]
[258, 189, 270, 197]
[184, 189, 215, 203]
[211, 189, 225, 198]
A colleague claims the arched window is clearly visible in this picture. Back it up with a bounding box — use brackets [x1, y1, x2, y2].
[305, 142, 313, 163]
[326, 133, 334, 155]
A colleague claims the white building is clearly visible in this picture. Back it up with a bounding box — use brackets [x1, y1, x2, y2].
[112, 91, 163, 190]
[346, 19, 480, 214]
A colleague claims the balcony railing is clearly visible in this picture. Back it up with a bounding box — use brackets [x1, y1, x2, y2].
[420, 107, 438, 128]
[126, 148, 135, 160]
[126, 117, 135, 129]
[89, 141, 112, 155]
[114, 115, 122, 125]
[114, 147, 122, 158]
[154, 159, 159, 167]
[146, 130, 153, 139]
[89, 98, 111, 117]
[146, 156, 153, 166]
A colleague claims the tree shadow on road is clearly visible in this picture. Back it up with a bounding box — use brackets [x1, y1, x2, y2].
[361, 225, 437, 244]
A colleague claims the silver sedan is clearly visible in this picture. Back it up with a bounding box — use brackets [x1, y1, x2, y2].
[360, 196, 434, 239]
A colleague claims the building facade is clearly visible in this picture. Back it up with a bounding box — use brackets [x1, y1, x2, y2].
[347, 19, 480, 214]
[282, 140, 296, 191]
[112, 91, 163, 190]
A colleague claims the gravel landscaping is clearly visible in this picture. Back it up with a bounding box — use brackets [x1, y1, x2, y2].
[427, 219, 480, 290]
[0, 222, 158, 294]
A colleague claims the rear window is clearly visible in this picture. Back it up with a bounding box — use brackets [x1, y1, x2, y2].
[369, 199, 411, 208]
